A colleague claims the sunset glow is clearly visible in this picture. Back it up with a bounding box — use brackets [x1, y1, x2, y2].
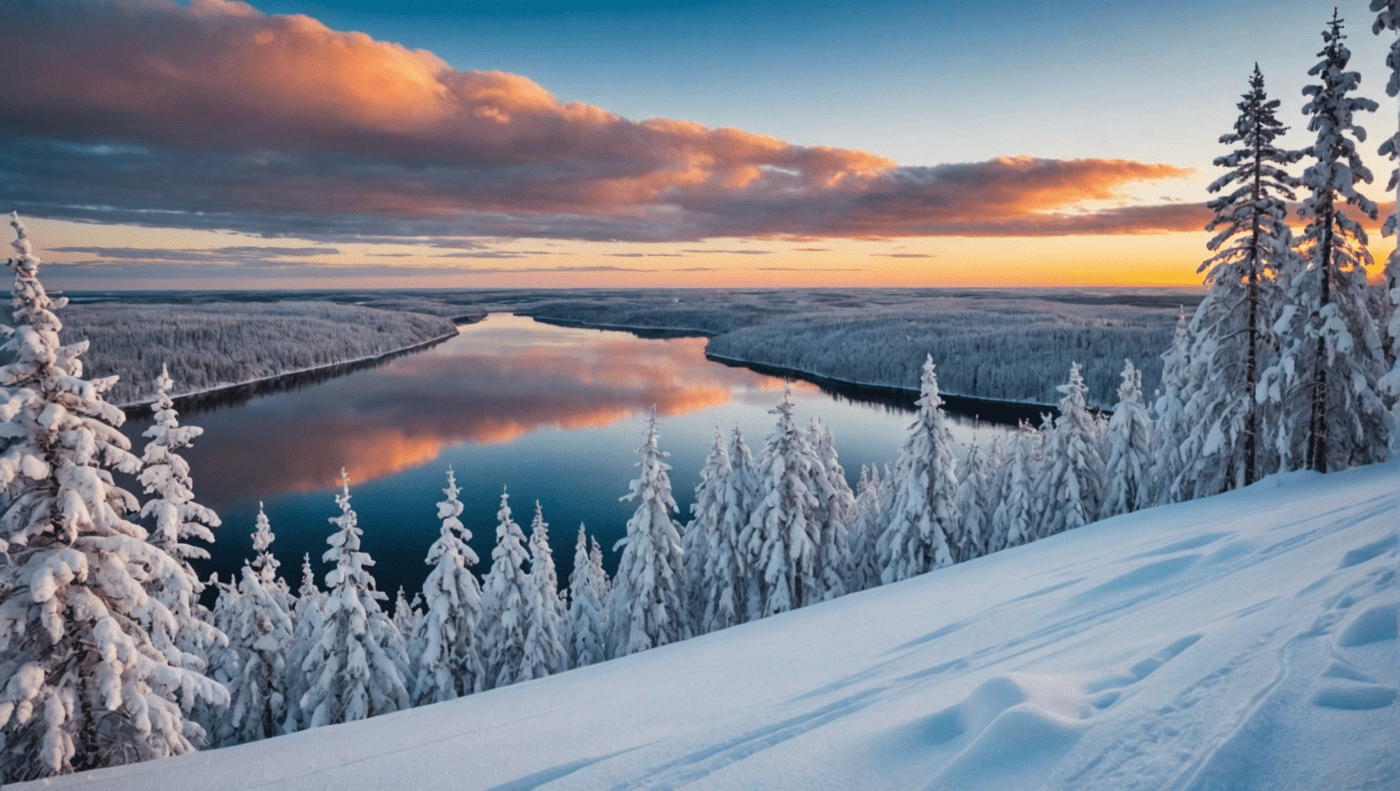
[4, 0, 1397, 288]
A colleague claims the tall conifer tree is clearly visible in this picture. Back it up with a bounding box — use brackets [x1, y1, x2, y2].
[1193, 66, 1300, 489]
[1278, 10, 1389, 472]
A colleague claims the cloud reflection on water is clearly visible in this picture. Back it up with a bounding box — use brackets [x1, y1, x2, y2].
[152, 315, 788, 504]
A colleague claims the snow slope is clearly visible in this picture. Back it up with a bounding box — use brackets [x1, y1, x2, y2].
[23, 462, 1398, 791]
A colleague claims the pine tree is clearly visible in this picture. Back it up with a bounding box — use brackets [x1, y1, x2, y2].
[479, 488, 538, 688]
[808, 419, 855, 600]
[699, 426, 755, 631]
[409, 467, 485, 704]
[567, 524, 608, 669]
[608, 412, 690, 656]
[683, 428, 728, 629]
[137, 365, 225, 691]
[299, 471, 411, 728]
[876, 357, 959, 584]
[0, 215, 226, 780]
[741, 386, 824, 616]
[589, 535, 610, 601]
[522, 501, 566, 678]
[1193, 66, 1300, 490]
[1101, 361, 1155, 517]
[1276, 10, 1390, 473]
[1037, 363, 1106, 536]
[216, 507, 293, 746]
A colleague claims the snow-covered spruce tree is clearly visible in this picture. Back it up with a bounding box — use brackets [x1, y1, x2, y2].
[988, 425, 1039, 554]
[281, 553, 323, 733]
[740, 386, 824, 617]
[389, 582, 414, 638]
[953, 440, 991, 562]
[1192, 65, 1300, 491]
[684, 428, 729, 631]
[409, 466, 485, 704]
[608, 411, 690, 657]
[523, 501, 566, 677]
[698, 426, 754, 632]
[299, 471, 410, 728]
[808, 419, 855, 600]
[1271, 11, 1390, 473]
[138, 365, 225, 688]
[567, 524, 608, 669]
[1149, 309, 1196, 504]
[1036, 363, 1106, 537]
[875, 356, 959, 584]
[1101, 361, 1155, 518]
[1372, 0, 1400, 434]
[215, 506, 294, 746]
[0, 215, 226, 780]
[479, 488, 539, 688]
[589, 534, 610, 601]
[846, 465, 883, 591]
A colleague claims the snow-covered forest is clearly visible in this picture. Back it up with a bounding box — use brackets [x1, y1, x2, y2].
[3, 3, 1400, 785]
[60, 301, 457, 405]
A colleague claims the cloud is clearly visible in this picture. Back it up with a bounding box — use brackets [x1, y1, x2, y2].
[0, 1, 1196, 245]
[872, 253, 935, 258]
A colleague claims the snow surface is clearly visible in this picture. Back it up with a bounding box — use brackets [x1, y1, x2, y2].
[20, 462, 1398, 791]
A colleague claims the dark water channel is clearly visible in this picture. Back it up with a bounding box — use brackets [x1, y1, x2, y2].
[118, 314, 1013, 602]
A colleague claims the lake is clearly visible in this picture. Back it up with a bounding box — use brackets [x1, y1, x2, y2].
[118, 313, 1013, 602]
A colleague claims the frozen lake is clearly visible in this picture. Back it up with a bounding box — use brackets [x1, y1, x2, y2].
[120, 313, 1014, 599]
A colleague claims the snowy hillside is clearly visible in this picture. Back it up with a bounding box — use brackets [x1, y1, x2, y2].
[20, 462, 1398, 791]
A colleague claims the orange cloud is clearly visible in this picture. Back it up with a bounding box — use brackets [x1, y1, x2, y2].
[0, 0, 1193, 244]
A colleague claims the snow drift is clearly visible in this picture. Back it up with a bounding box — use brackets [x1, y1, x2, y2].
[18, 461, 1398, 791]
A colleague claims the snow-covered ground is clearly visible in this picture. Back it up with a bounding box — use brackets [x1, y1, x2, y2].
[24, 461, 1398, 791]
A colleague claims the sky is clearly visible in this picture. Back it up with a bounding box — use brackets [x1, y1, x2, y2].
[2, 0, 1399, 289]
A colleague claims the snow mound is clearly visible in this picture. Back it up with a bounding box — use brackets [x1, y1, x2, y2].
[17, 462, 1400, 791]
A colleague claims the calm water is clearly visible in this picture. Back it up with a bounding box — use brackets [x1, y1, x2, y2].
[119, 314, 1010, 600]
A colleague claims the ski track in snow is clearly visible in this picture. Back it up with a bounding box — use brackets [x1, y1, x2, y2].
[19, 463, 1399, 791]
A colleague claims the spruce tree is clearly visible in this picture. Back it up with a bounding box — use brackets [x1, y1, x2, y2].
[567, 524, 608, 669]
[1277, 10, 1390, 472]
[1193, 66, 1300, 489]
[216, 507, 293, 746]
[608, 411, 690, 656]
[281, 554, 323, 733]
[409, 467, 485, 704]
[1101, 361, 1155, 517]
[1150, 309, 1196, 504]
[741, 386, 824, 616]
[138, 365, 225, 691]
[876, 357, 959, 584]
[846, 465, 884, 590]
[1372, 0, 1400, 432]
[1037, 363, 1105, 536]
[952, 441, 991, 562]
[522, 501, 566, 678]
[989, 426, 1039, 554]
[683, 428, 728, 629]
[478, 488, 538, 688]
[699, 426, 754, 632]
[0, 215, 226, 780]
[808, 419, 855, 600]
[299, 471, 411, 728]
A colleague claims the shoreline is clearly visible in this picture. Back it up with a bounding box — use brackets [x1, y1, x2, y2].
[517, 310, 1061, 423]
[117, 325, 465, 415]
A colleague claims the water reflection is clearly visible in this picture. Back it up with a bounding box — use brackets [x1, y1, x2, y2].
[123, 314, 787, 506]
